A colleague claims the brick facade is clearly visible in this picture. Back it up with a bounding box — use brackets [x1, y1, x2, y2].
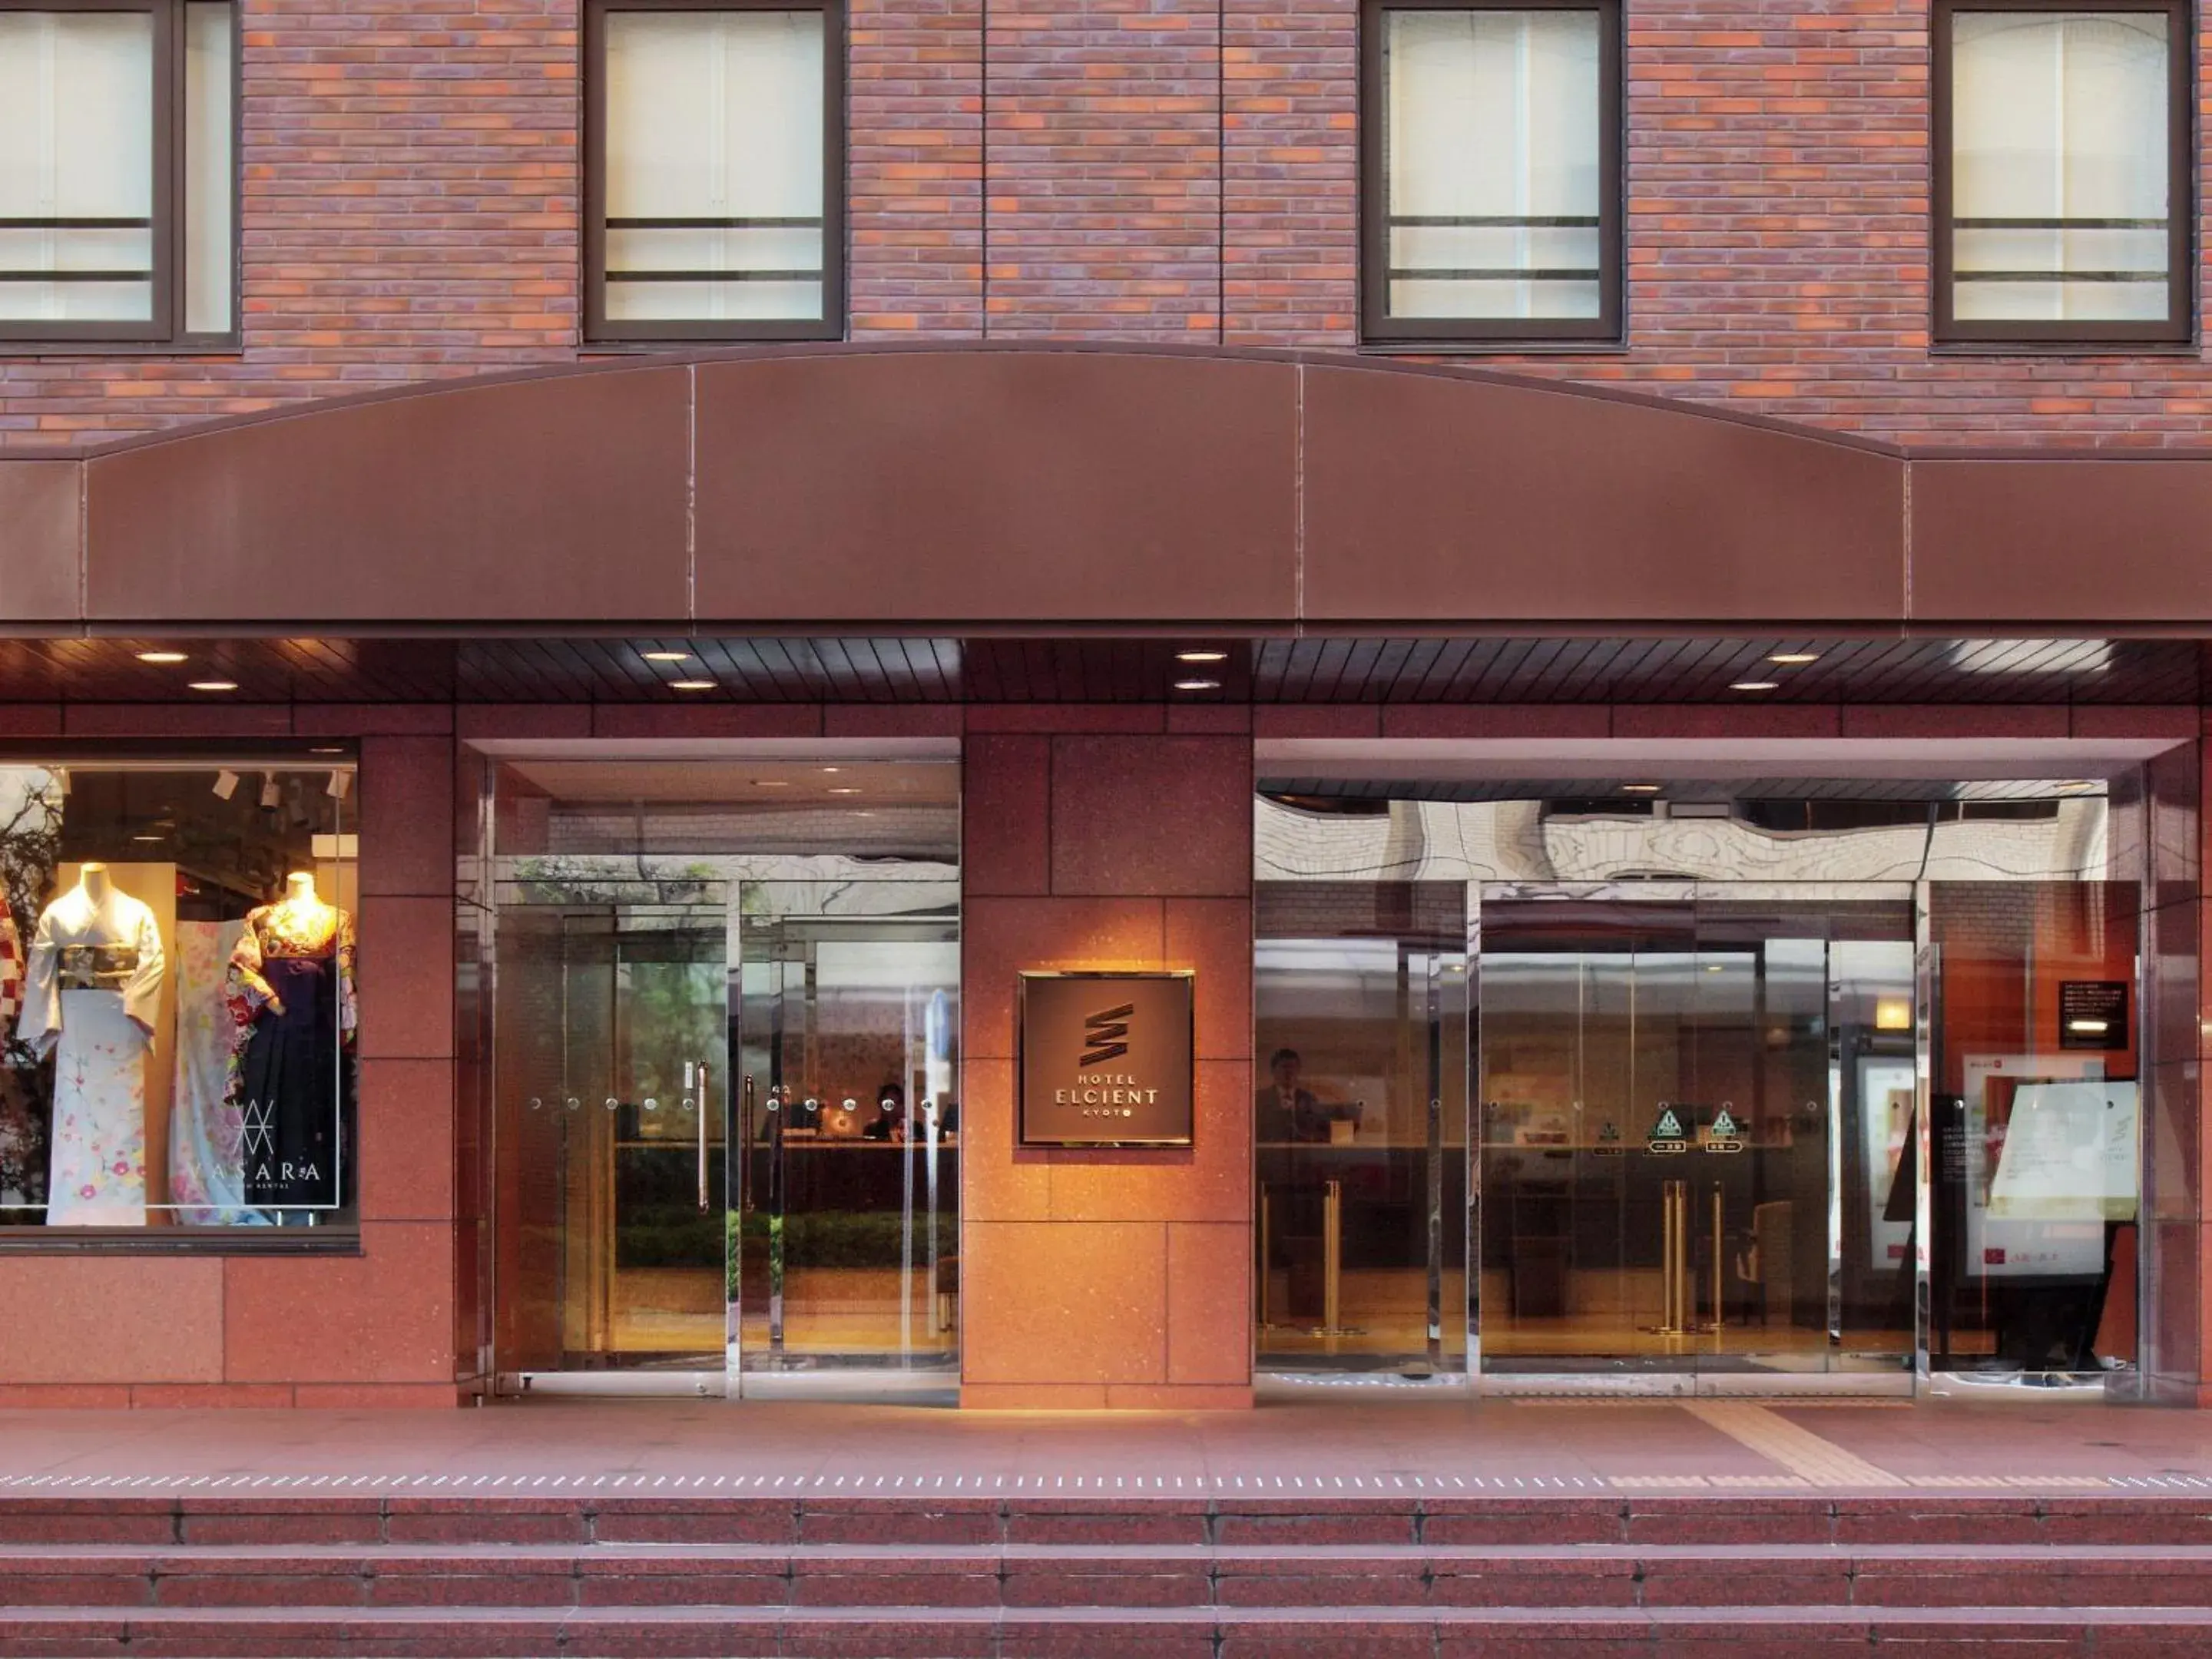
[3, 0, 2211, 445]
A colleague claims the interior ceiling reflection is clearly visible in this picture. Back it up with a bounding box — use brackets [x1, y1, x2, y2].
[1256, 785, 2124, 886]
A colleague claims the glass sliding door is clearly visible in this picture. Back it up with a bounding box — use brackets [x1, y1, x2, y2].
[495, 892, 730, 1384]
[1475, 884, 1916, 1386]
[732, 882, 960, 1383]
[482, 755, 962, 1399]
[1252, 882, 1470, 1375]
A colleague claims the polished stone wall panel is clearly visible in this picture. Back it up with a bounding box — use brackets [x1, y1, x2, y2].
[0, 1258, 224, 1384]
[959, 710, 1255, 1406]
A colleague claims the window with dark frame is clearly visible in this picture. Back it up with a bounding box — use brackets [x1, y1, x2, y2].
[0, 751, 361, 1245]
[0, 0, 234, 347]
[1361, 0, 1621, 345]
[1934, 0, 2191, 346]
[584, 0, 843, 343]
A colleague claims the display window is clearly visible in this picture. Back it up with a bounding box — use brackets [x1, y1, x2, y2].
[0, 753, 358, 1238]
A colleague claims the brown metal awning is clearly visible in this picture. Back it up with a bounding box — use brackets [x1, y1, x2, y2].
[5, 345, 2212, 638]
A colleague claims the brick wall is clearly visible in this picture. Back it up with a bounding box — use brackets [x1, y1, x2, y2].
[5, 0, 2212, 445]
[850, 0, 985, 334]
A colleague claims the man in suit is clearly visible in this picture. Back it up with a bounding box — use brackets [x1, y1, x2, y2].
[1257, 1047, 1330, 1143]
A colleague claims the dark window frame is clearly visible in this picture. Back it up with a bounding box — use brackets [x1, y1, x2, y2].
[1931, 0, 2193, 348]
[1359, 0, 1623, 347]
[0, 0, 239, 349]
[583, 0, 846, 345]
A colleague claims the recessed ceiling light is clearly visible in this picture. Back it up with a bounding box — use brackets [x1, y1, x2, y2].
[642, 651, 691, 663]
[1768, 652, 1820, 665]
[828, 786, 861, 795]
[1621, 783, 1661, 793]
[187, 680, 238, 693]
[1174, 677, 1221, 693]
[1730, 680, 1779, 693]
[131, 833, 163, 843]
[752, 779, 790, 789]
[1704, 962, 1725, 973]
[135, 650, 187, 664]
[667, 679, 717, 691]
[308, 747, 344, 755]
[820, 766, 842, 774]
[1176, 649, 1227, 664]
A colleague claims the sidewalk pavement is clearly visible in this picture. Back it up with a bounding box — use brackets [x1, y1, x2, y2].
[2, 1390, 2209, 1500]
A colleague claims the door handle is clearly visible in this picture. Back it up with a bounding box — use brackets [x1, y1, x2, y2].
[697, 1060, 712, 1211]
[740, 1075, 757, 1212]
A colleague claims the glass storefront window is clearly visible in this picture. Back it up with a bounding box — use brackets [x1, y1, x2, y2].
[1253, 780, 2154, 1392]
[0, 756, 358, 1234]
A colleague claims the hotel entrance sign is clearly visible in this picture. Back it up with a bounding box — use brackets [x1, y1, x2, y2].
[1018, 971, 1195, 1147]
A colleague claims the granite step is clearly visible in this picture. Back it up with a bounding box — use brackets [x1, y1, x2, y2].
[2, 1601, 2211, 1657]
[4, 1540, 2212, 1610]
[5, 1493, 2212, 1548]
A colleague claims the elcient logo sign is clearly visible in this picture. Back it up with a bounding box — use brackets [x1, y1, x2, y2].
[1018, 972, 1194, 1147]
[1081, 1002, 1134, 1068]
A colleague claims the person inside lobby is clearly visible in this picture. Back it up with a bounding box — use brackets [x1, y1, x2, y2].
[1256, 1048, 1356, 1144]
[1257, 1048, 1363, 1326]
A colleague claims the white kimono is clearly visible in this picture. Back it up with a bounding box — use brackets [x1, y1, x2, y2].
[17, 885, 164, 1226]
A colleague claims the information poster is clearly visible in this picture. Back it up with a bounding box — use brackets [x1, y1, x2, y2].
[1975, 1078, 2137, 1280]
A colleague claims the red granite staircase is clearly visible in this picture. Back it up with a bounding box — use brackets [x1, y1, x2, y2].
[2, 1493, 2209, 1654]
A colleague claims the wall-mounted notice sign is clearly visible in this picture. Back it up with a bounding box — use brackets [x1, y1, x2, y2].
[2058, 981, 2128, 1051]
[1018, 971, 1194, 1147]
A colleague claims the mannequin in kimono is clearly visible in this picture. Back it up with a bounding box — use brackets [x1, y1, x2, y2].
[229, 872, 356, 1217]
[16, 863, 164, 1226]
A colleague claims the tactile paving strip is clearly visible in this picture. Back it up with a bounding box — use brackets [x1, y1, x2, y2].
[1681, 1400, 1908, 1488]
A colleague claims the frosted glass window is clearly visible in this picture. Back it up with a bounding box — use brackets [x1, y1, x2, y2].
[602, 10, 826, 325]
[0, 9, 157, 324]
[1382, 8, 1602, 322]
[183, 2, 232, 335]
[1949, 11, 2173, 324]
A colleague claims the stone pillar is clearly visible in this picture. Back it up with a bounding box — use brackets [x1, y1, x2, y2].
[959, 707, 1254, 1407]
